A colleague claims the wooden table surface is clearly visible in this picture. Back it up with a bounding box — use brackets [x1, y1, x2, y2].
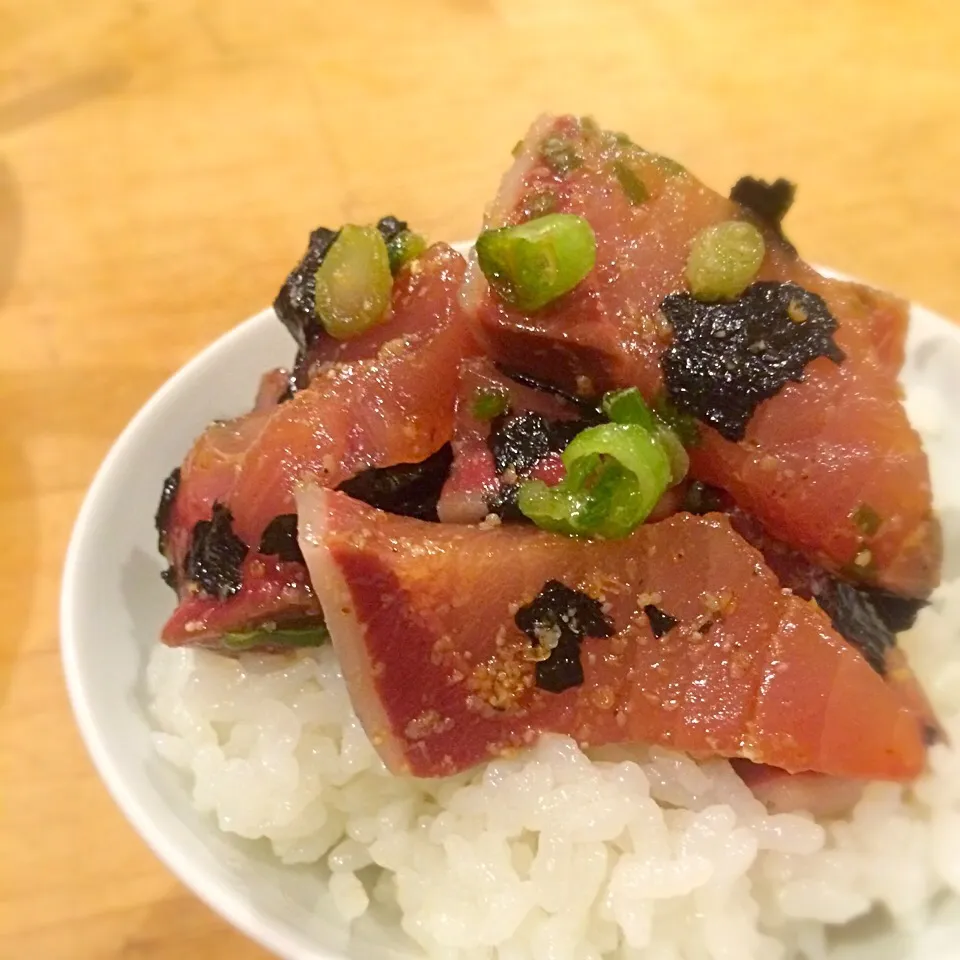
[2, 1, 959, 957]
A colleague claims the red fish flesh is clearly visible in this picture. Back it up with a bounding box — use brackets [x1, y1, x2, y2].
[464, 115, 939, 597]
[298, 487, 931, 780]
[158, 243, 470, 644]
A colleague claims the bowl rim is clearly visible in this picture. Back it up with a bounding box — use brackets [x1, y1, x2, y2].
[60, 264, 960, 960]
[58, 305, 323, 959]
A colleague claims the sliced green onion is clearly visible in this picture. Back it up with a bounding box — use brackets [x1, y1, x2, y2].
[602, 387, 658, 431]
[579, 115, 601, 138]
[604, 388, 690, 484]
[221, 622, 329, 651]
[386, 230, 428, 274]
[472, 387, 510, 421]
[652, 395, 701, 447]
[522, 190, 557, 221]
[614, 160, 649, 205]
[476, 213, 596, 312]
[314, 224, 393, 339]
[685, 220, 765, 302]
[651, 154, 687, 177]
[541, 137, 583, 175]
[517, 422, 671, 540]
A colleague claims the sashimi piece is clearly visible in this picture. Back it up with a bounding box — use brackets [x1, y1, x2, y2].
[158, 243, 470, 645]
[161, 553, 320, 649]
[438, 358, 598, 523]
[439, 358, 686, 525]
[465, 115, 938, 597]
[298, 488, 931, 780]
[732, 761, 865, 818]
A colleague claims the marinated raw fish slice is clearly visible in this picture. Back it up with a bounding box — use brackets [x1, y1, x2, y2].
[438, 358, 596, 524]
[298, 488, 929, 781]
[161, 554, 320, 647]
[276, 216, 432, 383]
[226, 243, 469, 545]
[732, 761, 865, 818]
[467, 115, 938, 597]
[439, 358, 684, 525]
[159, 244, 469, 645]
[163, 242, 467, 562]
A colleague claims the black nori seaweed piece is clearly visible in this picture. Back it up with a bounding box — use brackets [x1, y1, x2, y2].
[643, 604, 679, 639]
[160, 565, 178, 591]
[730, 176, 797, 252]
[278, 366, 298, 403]
[494, 365, 605, 418]
[859, 586, 927, 634]
[337, 444, 453, 522]
[682, 481, 729, 515]
[660, 282, 845, 442]
[155, 467, 181, 553]
[273, 226, 340, 351]
[814, 579, 893, 675]
[184, 503, 249, 599]
[515, 580, 614, 693]
[376, 215, 408, 244]
[258, 514, 304, 563]
[486, 482, 526, 523]
[488, 412, 591, 476]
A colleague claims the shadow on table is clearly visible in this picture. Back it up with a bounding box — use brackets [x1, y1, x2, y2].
[123, 883, 267, 958]
[0, 65, 127, 135]
[0, 361, 171, 706]
[0, 160, 27, 705]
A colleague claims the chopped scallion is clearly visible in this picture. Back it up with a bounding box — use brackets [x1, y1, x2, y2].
[541, 137, 583, 175]
[221, 622, 329, 651]
[517, 422, 671, 540]
[386, 230, 428, 274]
[614, 160, 649, 205]
[314, 225, 393, 339]
[685, 220, 765, 302]
[472, 387, 510, 421]
[475, 213, 596, 312]
[604, 387, 690, 484]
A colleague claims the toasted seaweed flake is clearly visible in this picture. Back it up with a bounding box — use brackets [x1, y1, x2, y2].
[273, 226, 339, 350]
[338, 445, 453, 522]
[730, 177, 796, 228]
[274, 215, 411, 352]
[814, 580, 894, 675]
[660, 282, 845, 442]
[683, 481, 728, 515]
[486, 482, 525, 523]
[155, 467, 181, 553]
[184, 503, 249, 599]
[488, 412, 590, 476]
[258, 514, 303, 563]
[494, 366, 604, 417]
[859, 586, 927, 634]
[515, 580, 614, 693]
[375, 215, 408, 245]
[643, 604, 679, 639]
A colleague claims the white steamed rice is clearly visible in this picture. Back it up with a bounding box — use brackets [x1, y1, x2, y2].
[146, 580, 960, 960]
[147, 392, 960, 959]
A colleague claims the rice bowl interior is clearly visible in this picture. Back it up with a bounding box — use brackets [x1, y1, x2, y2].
[61, 266, 960, 960]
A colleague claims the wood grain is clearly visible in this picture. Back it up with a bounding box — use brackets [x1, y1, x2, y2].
[1, 2, 958, 957]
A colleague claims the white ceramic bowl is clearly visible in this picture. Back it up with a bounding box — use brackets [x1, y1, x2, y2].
[61, 270, 960, 960]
